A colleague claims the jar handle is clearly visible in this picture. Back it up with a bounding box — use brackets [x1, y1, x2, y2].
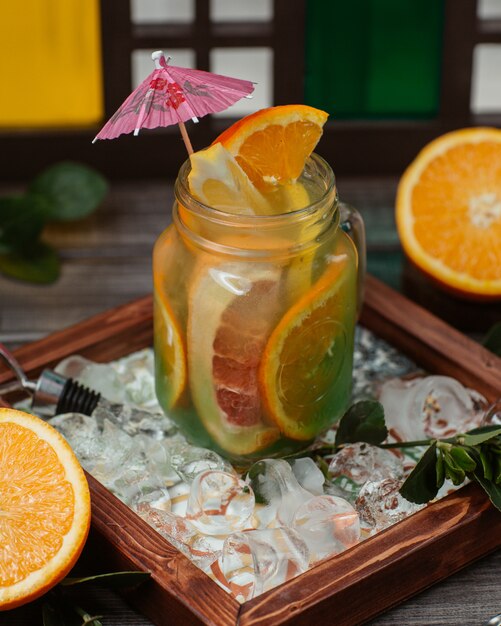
[339, 202, 366, 314]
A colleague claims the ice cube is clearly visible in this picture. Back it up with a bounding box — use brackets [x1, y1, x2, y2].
[379, 375, 487, 441]
[292, 495, 360, 562]
[328, 443, 404, 501]
[248, 459, 314, 527]
[220, 527, 309, 601]
[482, 399, 501, 426]
[290, 457, 325, 495]
[137, 507, 218, 569]
[186, 470, 255, 535]
[170, 444, 234, 484]
[355, 477, 425, 531]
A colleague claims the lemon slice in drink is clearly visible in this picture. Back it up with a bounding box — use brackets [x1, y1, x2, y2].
[188, 143, 272, 215]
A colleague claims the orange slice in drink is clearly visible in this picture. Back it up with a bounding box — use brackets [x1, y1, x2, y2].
[215, 104, 328, 190]
[0, 409, 91, 611]
[154, 275, 187, 409]
[259, 240, 357, 441]
[188, 263, 281, 456]
[396, 127, 501, 299]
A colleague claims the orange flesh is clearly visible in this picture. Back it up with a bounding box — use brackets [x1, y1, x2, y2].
[0, 423, 74, 586]
[411, 142, 501, 280]
[234, 121, 325, 187]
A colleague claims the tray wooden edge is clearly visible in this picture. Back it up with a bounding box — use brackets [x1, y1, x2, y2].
[83, 473, 240, 626]
[1, 275, 501, 626]
[239, 482, 501, 626]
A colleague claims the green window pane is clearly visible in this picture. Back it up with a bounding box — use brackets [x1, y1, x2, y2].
[305, 0, 444, 119]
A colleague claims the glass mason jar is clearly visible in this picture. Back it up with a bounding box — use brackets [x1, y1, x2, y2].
[153, 153, 365, 464]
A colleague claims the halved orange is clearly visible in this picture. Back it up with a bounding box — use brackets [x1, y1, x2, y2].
[187, 263, 281, 456]
[214, 104, 328, 190]
[259, 234, 358, 441]
[0, 408, 91, 611]
[396, 127, 501, 299]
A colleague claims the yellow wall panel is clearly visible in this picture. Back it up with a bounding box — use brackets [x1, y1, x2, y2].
[0, 0, 103, 128]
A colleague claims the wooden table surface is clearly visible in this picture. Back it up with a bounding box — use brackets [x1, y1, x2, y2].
[1, 177, 499, 625]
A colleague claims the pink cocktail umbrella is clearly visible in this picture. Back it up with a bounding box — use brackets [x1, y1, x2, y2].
[93, 51, 255, 154]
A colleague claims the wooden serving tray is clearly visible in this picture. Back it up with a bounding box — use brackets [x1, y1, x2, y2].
[1, 275, 500, 626]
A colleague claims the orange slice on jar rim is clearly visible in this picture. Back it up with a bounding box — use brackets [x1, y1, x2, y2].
[154, 273, 187, 409]
[214, 104, 329, 191]
[259, 243, 357, 442]
[396, 127, 501, 299]
[187, 262, 281, 457]
[0, 409, 91, 611]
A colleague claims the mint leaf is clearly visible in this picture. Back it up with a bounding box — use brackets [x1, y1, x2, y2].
[0, 194, 47, 252]
[400, 442, 439, 504]
[30, 162, 108, 222]
[0, 242, 60, 284]
[482, 321, 501, 357]
[335, 400, 387, 446]
[61, 571, 150, 589]
[462, 426, 501, 446]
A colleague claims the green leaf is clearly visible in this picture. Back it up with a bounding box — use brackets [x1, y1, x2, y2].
[482, 321, 501, 357]
[29, 162, 108, 222]
[479, 448, 493, 481]
[315, 455, 331, 480]
[449, 446, 476, 472]
[0, 242, 60, 284]
[473, 467, 501, 512]
[0, 194, 47, 251]
[246, 461, 270, 505]
[443, 450, 465, 485]
[335, 400, 388, 446]
[495, 455, 501, 485]
[400, 442, 439, 504]
[436, 450, 445, 489]
[61, 571, 150, 589]
[462, 426, 501, 446]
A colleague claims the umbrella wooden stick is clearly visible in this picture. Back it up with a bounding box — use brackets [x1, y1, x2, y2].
[178, 121, 194, 155]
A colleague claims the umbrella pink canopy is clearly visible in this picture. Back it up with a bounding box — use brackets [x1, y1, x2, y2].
[93, 51, 255, 153]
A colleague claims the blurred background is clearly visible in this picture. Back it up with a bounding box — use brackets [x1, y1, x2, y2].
[2, 0, 501, 178]
[1, 0, 500, 348]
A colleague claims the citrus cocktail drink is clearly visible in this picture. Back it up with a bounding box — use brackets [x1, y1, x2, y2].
[153, 106, 363, 462]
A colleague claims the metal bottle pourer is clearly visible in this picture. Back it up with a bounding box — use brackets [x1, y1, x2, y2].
[0, 343, 100, 418]
[0, 343, 177, 438]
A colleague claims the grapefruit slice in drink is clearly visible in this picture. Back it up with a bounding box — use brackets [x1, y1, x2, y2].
[188, 263, 282, 456]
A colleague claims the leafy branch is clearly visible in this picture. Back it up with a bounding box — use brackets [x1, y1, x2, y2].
[312, 400, 501, 512]
[0, 162, 108, 284]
